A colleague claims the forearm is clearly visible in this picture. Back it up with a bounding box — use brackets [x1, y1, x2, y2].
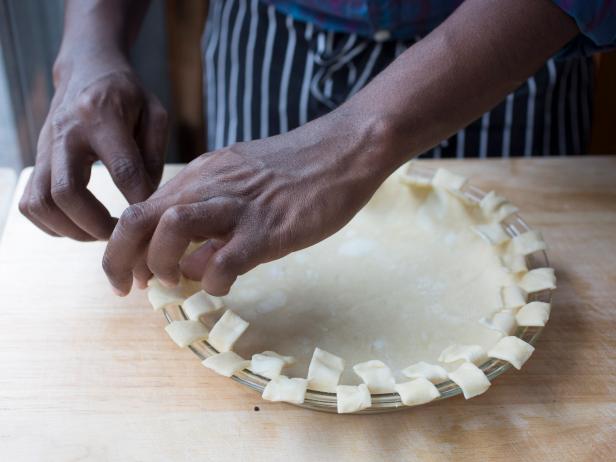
[54, 0, 150, 84]
[343, 0, 579, 170]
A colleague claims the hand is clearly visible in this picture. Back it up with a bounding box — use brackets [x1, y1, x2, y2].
[19, 52, 168, 241]
[102, 110, 399, 296]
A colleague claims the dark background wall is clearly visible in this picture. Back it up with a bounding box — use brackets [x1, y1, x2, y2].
[0, 0, 206, 169]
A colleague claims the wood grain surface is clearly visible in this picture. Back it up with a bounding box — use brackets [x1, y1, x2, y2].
[0, 157, 614, 462]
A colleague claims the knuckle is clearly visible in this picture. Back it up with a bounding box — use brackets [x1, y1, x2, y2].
[211, 252, 237, 276]
[151, 105, 168, 129]
[75, 78, 140, 121]
[74, 91, 99, 119]
[28, 194, 55, 218]
[119, 203, 148, 229]
[18, 196, 31, 217]
[50, 177, 77, 202]
[117, 78, 141, 101]
[50, 111, 82, 145]
[147, 156, 165, 179]
[161, 206, 190, 229]
[50, 110, 70, 133]
[108, 156, 140, 187]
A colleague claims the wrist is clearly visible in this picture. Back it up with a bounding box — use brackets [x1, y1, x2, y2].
[325, 105, 407, 182]
[53, 43, 131, 88]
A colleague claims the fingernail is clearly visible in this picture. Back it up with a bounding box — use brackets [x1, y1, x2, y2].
[112, 286, 127, 297]
[160, 278, 179, 289]
[134, 277, 147, 290]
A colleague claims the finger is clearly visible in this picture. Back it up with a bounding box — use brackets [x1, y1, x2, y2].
[137, 95, 168, 188]
[147, 198, 239, 287]
[180, 239, 224, 281]
[50, 128, 116, 240]
[200, 235, 263, 296]
[28, 164, 96, 241]
[102, 200, 163, 295]
[25, 124, 96, 241]
[89, 120, 155, 204]
[18, 175, 60, 237]
[133, 251, 153, 290]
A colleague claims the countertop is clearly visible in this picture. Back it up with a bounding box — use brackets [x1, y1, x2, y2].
[1, 157, 615, 461]
[0, 167, 16, 237]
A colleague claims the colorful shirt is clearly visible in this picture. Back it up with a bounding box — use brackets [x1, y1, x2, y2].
[263, 0, 616, 55]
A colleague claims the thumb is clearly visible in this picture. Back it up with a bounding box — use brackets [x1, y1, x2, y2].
[137, 95, 168, 188]
[199, 236, 262, 296]
[180, 239, 223, 281]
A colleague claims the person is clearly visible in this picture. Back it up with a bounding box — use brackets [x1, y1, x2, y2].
[18, 0, 615, 297]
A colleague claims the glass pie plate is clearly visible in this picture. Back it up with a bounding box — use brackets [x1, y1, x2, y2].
[161, 164, 552, 413]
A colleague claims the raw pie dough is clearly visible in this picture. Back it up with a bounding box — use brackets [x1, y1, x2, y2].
[148, 165, 555, 412]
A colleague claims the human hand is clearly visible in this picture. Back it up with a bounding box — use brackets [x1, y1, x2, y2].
[19, 52, 167, 241]
[102, 110, 399, 296]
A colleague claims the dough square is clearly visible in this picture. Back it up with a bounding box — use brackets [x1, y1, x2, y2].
[511, 230, 546, 256]
[501, 285, 528, 309]
[432, 168, 467, 192]
[353, 360, 396, 393]
[479, 311, 517, 335]
[148, 279, 185, 311]
[202, 351, 249, 377]
[307, 348, 345, 392]
[262, 376, 308, 404]
[500, 254, 528, 274]
[395, 378, 440, 406]
[519, 268, 556, 292]
[479, 191, 508, 215]
[164, 320, 209, 348]
[488, 336, 534, 370]
[448, 362, 491, 399]
[251, 353, 286, 379]
[208, 310, 249, 352]
[401, 361, 448, 383]
[516, 301, 551, 327]
[439, 344, 486, 365]
[472, 223, 510, 245]
[182, 291, 224, 320]
[336, 384, 372, 413]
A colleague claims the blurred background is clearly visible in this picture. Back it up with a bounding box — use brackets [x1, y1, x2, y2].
[0, 0, 208, 174]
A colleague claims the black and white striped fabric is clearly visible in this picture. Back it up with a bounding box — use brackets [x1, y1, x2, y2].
[203, 0, 594, 157]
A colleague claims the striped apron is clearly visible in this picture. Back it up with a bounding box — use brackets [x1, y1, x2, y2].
[203, 0, 594, 158]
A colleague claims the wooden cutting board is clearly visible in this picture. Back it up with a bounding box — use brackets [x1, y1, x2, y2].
[0, 167, 16, 233]
[1, 157, 615, 462]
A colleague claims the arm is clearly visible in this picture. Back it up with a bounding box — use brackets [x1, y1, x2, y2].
[54, 0, 150, 83]
[102, 0, 578, 296]
[19, 0, 167, 254]
[343, 0, 579, 164]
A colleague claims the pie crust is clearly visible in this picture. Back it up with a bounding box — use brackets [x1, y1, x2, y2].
[147, 165, 555, 413]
